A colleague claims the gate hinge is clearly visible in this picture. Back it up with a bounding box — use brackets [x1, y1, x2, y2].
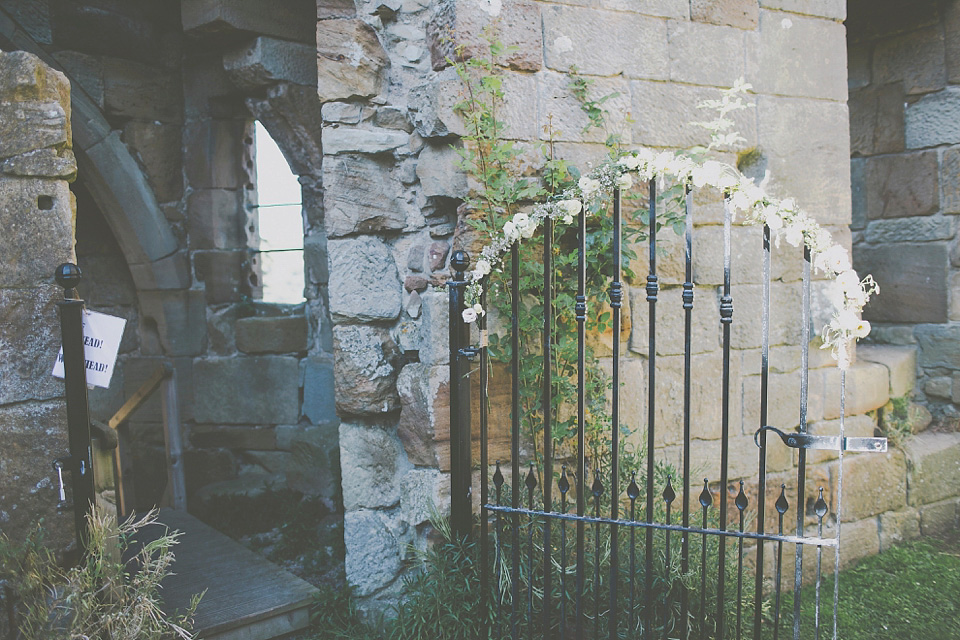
[754, 426, 887, 453]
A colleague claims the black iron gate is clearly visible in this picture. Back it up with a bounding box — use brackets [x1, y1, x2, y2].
[447, 184, 887, 639]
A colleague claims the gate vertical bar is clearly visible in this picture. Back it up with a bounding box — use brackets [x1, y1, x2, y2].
[793, 246, 812, 640]
[512, 243, 522, 640]
[645, 179, 659, 639]
[55, 263, 95, 555]
[754, 225, 772, 640]
[681, 186, 694, 640]
[480, 279, 490, 638]
[717, 195, 735, 638]
[449, 251, 472, 541]
[609, 188, 623, 640]
[543, 216, 554, 640]
[833, 372, 846, 640]
[575, 200, 588, 640]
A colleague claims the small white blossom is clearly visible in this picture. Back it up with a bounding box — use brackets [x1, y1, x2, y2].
[854, 318, 871, 339]
[835, 270, 860, 294]
[835, 309, 860, 332]
[473, 303, 486, 316]
[578, 176, 601, 197]
[503, 220, 519, 242]
[559, 199, 582, 217]
[618, 154, 641, 170]
[783, 223, 804, 247]
[462, 308, 478, 323]
[814, 245, 851, 274]
[475, 259, 492, 276]
[616, 172, 633, 190]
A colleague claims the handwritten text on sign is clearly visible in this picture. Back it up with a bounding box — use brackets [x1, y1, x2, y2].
[52, 310, 126, 388]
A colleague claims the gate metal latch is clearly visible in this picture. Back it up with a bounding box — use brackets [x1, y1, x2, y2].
[754, 426, 887, 453]
[52, 456, 83, 513]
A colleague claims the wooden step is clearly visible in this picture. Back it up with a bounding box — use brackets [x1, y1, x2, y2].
[138, 509, 318, 640]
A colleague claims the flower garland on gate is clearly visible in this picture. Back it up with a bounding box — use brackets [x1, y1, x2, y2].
[460, 148, 878, 370]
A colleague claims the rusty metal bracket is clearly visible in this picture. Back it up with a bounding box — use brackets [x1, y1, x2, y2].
[754, 425, 887, 453]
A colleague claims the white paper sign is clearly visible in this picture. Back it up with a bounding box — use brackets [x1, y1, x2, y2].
[52, 310, 127, 389]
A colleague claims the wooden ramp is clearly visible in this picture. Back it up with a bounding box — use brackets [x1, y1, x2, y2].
[139, 509, 318, 640]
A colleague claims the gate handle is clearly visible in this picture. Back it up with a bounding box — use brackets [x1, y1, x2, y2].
[52, 457, 82, 513]
[754, 425, 887, 454]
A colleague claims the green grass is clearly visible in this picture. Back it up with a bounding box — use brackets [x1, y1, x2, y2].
[781, 538, 960, 639]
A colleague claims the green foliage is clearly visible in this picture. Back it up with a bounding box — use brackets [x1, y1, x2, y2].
[0, 507, 199, 640]
[879, 396, 913, 449]
[778, 539, 960, 639]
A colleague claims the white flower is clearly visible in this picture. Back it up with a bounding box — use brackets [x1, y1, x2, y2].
[578, 176, 601, 196]
[835, 309, 860, 332]
[503, 220, 519, 242]
[520, 218, 537, 238]
[853, 318, 871, 339]
[652, 151, 675, 175]
[462, 308, 478, 323]
[616, 172, 633, 190]
[618, 154, 641, 170]
[473, 303, 486, 317]
[475, 259, 492, 276]
[762, 206, 783, 231]
[836, 270, 860, 294]
[692, 161, 724, 188]
[783, 222, 804, 247]
[814, 245, 851, 274]
[559, 199, 582, 217]
[729, 189, 753, 212]
[846, 287, 867, 308]
[780, 197, 797, 212]
[813, 229, 833, 253]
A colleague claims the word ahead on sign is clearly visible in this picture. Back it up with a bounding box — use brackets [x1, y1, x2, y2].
[52, 310, 126, 388]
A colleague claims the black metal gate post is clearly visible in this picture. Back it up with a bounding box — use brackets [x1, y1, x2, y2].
[449, 251, 473, 540]
[54, 263, 95, 555]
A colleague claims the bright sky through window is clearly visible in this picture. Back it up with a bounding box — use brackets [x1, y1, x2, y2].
[255, 121, 305, 304]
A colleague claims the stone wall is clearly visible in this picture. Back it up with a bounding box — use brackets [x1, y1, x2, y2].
[0, 49, 76, 546]
[848, 0, 960, 422]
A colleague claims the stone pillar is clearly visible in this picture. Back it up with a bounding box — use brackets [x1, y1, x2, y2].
[0, 50, 78, 547]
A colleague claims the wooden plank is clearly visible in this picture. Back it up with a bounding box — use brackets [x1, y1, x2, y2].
[160, 371, 187, 511]
[136, 510, 318, 640]
[108, 365, 169, 430]
[115, 423, 136, 517]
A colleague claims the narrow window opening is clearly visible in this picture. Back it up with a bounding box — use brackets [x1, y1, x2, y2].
[253, 121, 305, 304]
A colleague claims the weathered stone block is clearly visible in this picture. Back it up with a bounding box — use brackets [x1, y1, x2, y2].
[847, 43, 871, 90]
[52, 50, 103, 108]
[729, 282, 803, 349]
[181, 0, 316, 43]
[820, 361, 889, 420]
[235, 315, 308, 354]
[863, 150, 940, 219]
[904, 431, 960, 506]
[193, 356, 299, 424]
[542, 5, 668, 79]
[224, 37, 316, 89]
[668, 20, 745, 87]
[302, 357, 337, 425]
[848, 83, 904, 156]
[879, 507, 920, 551]
[333, 324, 401, 415]
[122, 121, 182, 203]
[0, 50, 68, 104]
[0, 178, 74, 287]
[0, 286, 64, 405]
[428, 0, 542, 72]
[102, 57, 181, 122]
[184, 119, 247, 190]
[194, 250, 248, 305]
[191, 425, 277, 450]
[1, 148, 76, 180]
[418, 290, 448, 365]
[906, 86, 960, 150]
[749, 11, 847, 102]
[128, 252, 192, 291]
[187, 189, 245, 249]
[628, 285, 720, 356]
[919, 498, 959, 537]
[537, 72, 632, 145]
[119, 357, 195, 424]
[340, 421, 411, 511]
[323, 155, 406, 236]
[943, 146, 960, 214]
[344, 509, 405, 596]
[138, 289, 208, 357]
[759, 0, 844, 19]
[316, 19, 389, 102]
[856, 345, 916, 398]
[322, 127, 408, 155]
[396, 363, 442, 467]
[417, 143, 468, 199]
[631, 80, 756, 150]
[850, 157, 866, 230]
[400, 468, 449, 525]
[691, 0, 758, 29]
[0, 400, 72, 549]
[328, 237, 402, 322]
[0, 100, 69, 161]
[856, 243, 947, 323]
[864, 215, 953, 244]
[873, 26, 946, 96]
[925, 375, 952, 399]
[839, 449, 907, 521]
[846, 1, 939, 44]
[76, 253, 137, 307]
[757, 96, 850, 226]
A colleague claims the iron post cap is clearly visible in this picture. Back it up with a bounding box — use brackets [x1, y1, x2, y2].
[450, 250, 470, 273]
[55, 263, 82, 290]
